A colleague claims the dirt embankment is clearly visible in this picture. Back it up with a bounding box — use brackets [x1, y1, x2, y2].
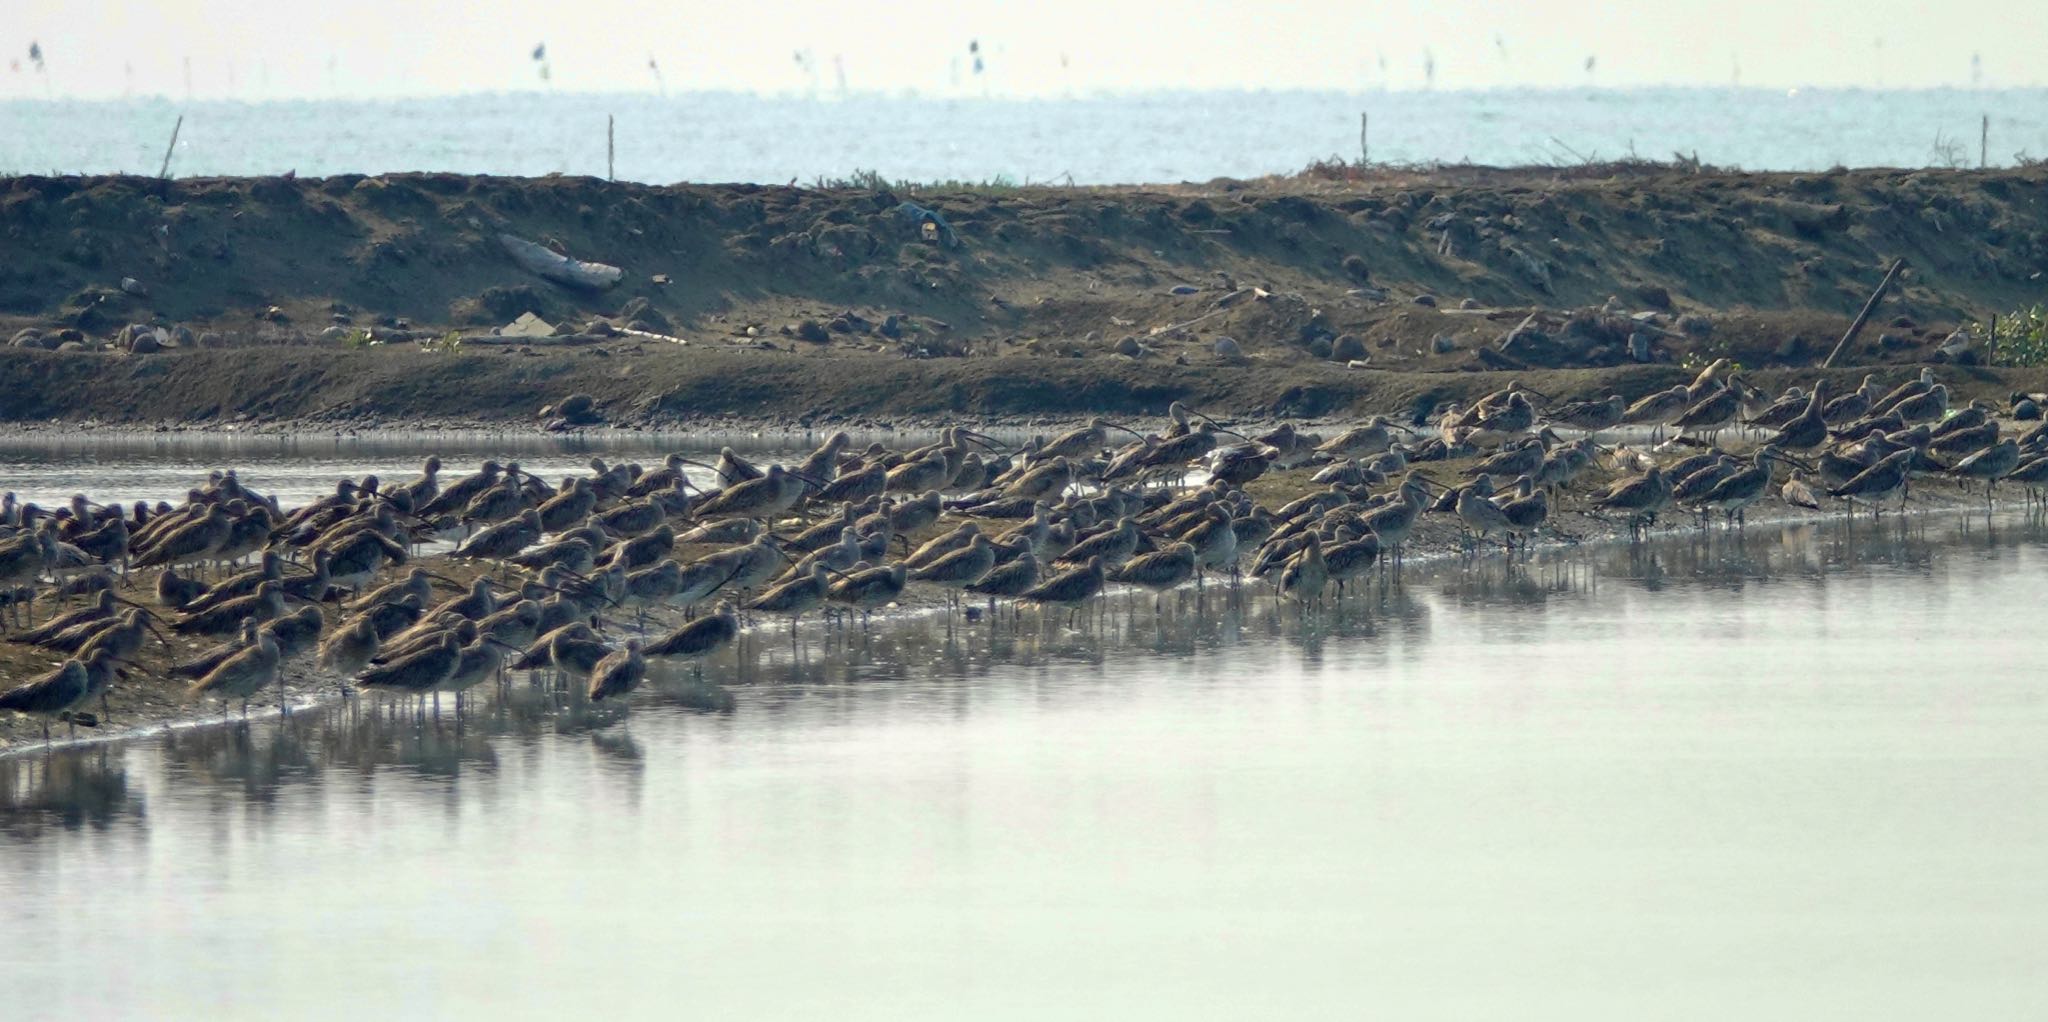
[0, 167, 2044, 424]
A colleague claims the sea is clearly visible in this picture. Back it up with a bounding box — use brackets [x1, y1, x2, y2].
[3, 87, 2047, 185]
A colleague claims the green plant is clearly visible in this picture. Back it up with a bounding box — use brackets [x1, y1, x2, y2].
[418, 331, 465, 354]
[342, 328, 378, 350]
[1981, 306, 2048, 367]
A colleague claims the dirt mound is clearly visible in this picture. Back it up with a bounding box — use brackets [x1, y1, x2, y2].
[0, 167, 2043, 423]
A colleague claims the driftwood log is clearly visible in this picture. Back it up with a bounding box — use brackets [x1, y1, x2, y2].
[498, 234, 624, 291]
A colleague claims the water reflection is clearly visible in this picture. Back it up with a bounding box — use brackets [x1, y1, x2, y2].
[0, 507, 2024, 820]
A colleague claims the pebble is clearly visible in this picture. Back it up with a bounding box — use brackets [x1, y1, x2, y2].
[1412, 294, 1438, 307]
[1167, 285, 1200, 296]
[1213, 336, 1244, 359]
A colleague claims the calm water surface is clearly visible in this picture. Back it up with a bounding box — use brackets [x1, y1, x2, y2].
[4, 505, 2046, 1018]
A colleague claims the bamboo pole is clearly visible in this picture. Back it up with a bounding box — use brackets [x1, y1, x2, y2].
[608, 115, 615, 181]
[1822, 258, 1907, 369]
[158, 115, 183, 179]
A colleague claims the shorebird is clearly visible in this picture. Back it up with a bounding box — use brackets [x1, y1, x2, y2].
[911, 534, 997, 603]
[1276, 536, 1329, 606]
[11, 591, 117, 646]
[1829, 449, 1914, 516]
[1781, 470, 1825, 510]
[1594, 465, 1672, 539]
[1670, 382, 1742, 445]
[262, 606, 326, 659]
[316, 614, 381, 675]
[827, 563, 909, 621]
[356, 632, 462, 699]
[173, 580, 285, 637]
[1546, 394, 1626, 437]
[131, 504, 231, 573]
[1455, 484, 1514, 551]
[1316, 417, 1403, 460]
[695, 465, 808, 519]
[1760, 379, 1831, 453]
[0, 658, 91, 741]
[1021, 555, 1105, 623]
[1701, 449, 1801, 527]
[645, 604, 740, 666]
[748, 563, 832, 629]
[1622, 386, 1689, 441]
[1868, 368, 1935, 417]
[418, 461, 504, 518]
[587, 640, 648, 702]
[1112, 543, 1197, 608]
[190, 631, 282, 714]
[156, 565, 210, 611]
[1055, 517, 1140, 568]
[965, 550, 1040, 613]
[181, 550, 286, 614]
[1947, 439, 2021, 504]
[1497, 478, 1549, 549]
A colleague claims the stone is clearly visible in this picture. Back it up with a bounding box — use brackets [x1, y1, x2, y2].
[1458, 298, 1482, 310]
[119, 276, 148, 297]
[1213, 336, 1244, 360]
[1331, 334, 1367, 361]
[1114, 336, 1145, 357]
[1340, 255, 1371, 282]
[1167, 284, 1200, 296]
[1306, 336, 1334, 360]
[796, 319, 831, 344]
[1430, 335, 1456, 354]
[1412, 294, 1439, 308]
[501, 312, 556, 338]
[616, 296, 671, 333]
[1676, 314, 1713, 337]
[2015, 399, 2042, 421]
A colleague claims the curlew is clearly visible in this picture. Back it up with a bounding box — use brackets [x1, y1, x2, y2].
[1112, 542, 1197, 608]
[190, 631, 282, 714]
[587, 640, 648, 702]
[0, 658, 91, 741]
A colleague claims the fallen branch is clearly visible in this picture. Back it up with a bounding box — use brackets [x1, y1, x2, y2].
[498, 234, 624, 291]
[1822, 258, 1907, 368]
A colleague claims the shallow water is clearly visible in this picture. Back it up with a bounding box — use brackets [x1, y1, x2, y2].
[0, 431, 823, 509]
[5, 88, 2047, 183]
[4, 509, 2047, 1018]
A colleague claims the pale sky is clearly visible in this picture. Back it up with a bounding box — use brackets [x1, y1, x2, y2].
[4, 0, 2042, 100]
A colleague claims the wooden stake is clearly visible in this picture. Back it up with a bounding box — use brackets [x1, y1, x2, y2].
[1822, 258, 1907, 369]
[158, 115, 183, 179]
[1359, 112, 1369, 164]
[608, 115, 615, 181]
[1981, 114, 1988, 169]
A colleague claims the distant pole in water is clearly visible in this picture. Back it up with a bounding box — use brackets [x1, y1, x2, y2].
[607, 114, 615, 181]
[159, 114, 183, 180]
[1359, 112, 1368, 165]
[647, 55, 665, 97]
[1981, 114, 1988, 169]
[532, 43, 551, 86]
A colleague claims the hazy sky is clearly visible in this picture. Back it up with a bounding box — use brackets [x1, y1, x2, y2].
[5, 0, 2042, 100]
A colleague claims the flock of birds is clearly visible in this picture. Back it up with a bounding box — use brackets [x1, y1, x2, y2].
[0, 359, 2041, 744]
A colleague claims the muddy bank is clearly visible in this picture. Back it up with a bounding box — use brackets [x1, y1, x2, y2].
[3, 344, 2046, 430]
[0, 167, 2044, 425]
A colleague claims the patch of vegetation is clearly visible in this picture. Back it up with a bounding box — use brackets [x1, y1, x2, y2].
[418, 331, 465, 354]
[342, 328, 379, 350]
[809, 168, 1038, 193]
[1981, 306, 2048, 367]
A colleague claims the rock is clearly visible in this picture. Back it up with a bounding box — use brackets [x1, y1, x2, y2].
[1936, 330, 1972, 359]
[879, 315, 903, 339]
[57, 341, 86, 353]
[1412, 294, 1438, 308]
[199, 331, 225, 349]
[828, 316, 853, 334]
[795, 319, 831, 344]
[1676, 314, 1713, 337]
[1430, 335, 1456, 354]
[119, 277, 148, 297]
[1340, 255, 1371, 282]
[1633, 284, 1673, 310]
[1167, 284, 1200, 296]
[585, 319, 619, 338]
[1628, 332, 1655, 362]
[170, 324, 196, 348]
[1114, 336, 1145, 358]
[129, 332, 161, 354]
[2015, 399, 2042, 421]
[1331, 334, 1367, 361]
[541, 393, 602, 426]
[616, 296, 671, 333]
[9, 328, 43, 348]
[501, 311, 556, 338]
[1458, 298, 1482, 310]
[1879, 332, 1913, 351]
[1306, 336, 1334, 360]
[1213, 336, 1244, 360]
